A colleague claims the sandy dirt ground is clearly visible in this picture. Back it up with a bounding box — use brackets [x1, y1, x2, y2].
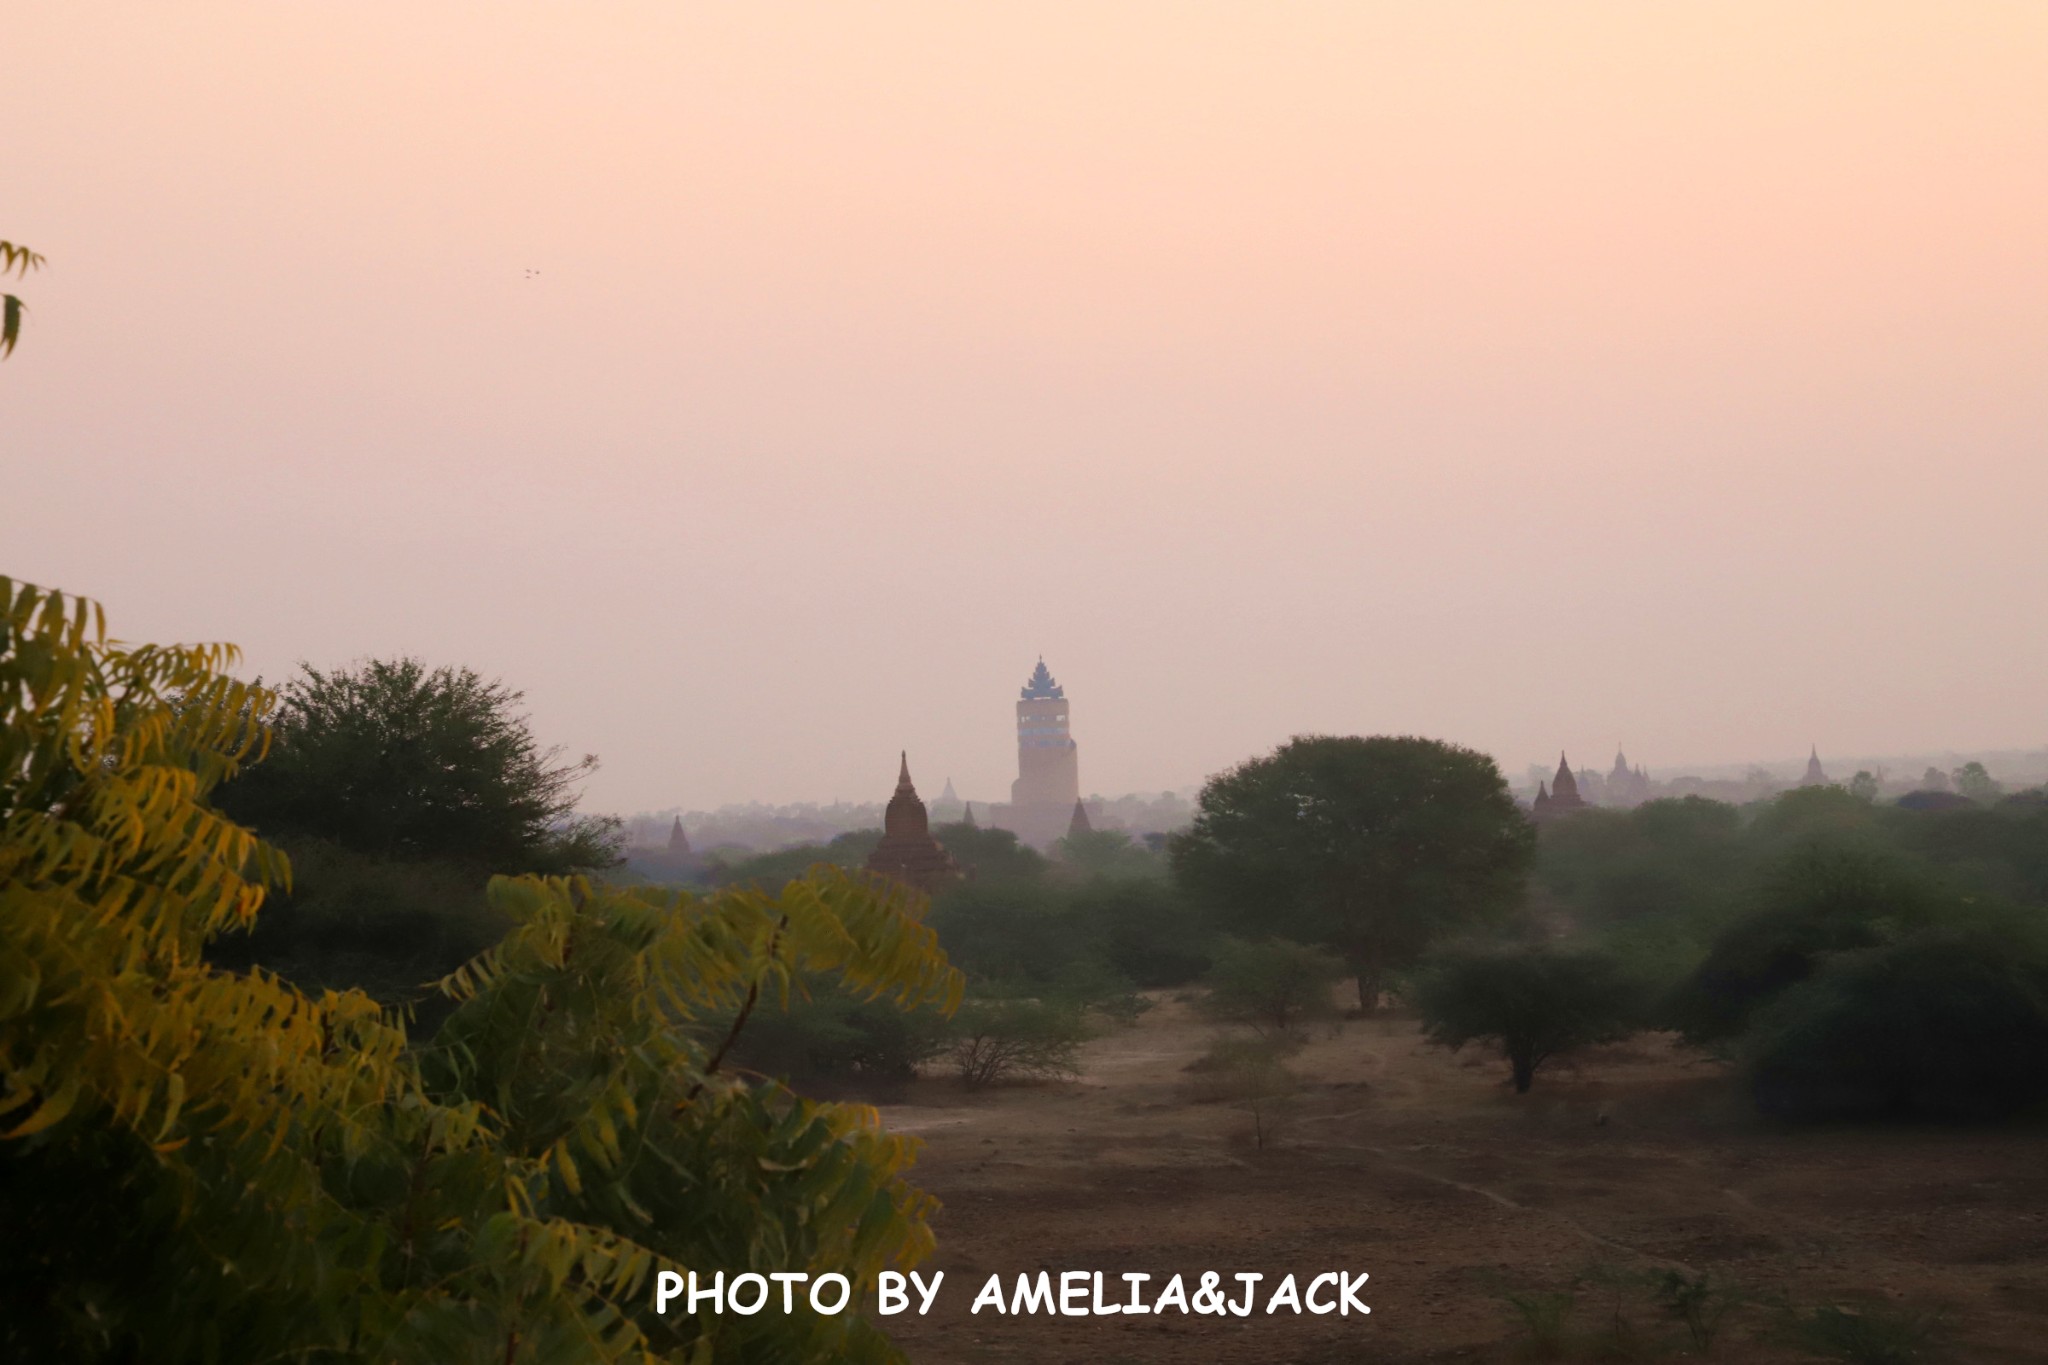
[872, 995, 2048, 1364]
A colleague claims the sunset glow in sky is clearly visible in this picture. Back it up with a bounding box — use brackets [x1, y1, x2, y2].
[8, 4, 2046, 811]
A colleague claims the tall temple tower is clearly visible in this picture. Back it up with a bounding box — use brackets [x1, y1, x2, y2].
[1004, 658, 1080, 847]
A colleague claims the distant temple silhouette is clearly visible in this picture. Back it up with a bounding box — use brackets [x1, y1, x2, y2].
[864, 754, 962, 893]
[1606, 749, 1651, 807]
[665, 816, 692, 857]
[1067, 798, 1092, 839]
[1800, 746, 1830, 787]
[988, 658, 1081, 848]
[1531, 753, 1589, 823]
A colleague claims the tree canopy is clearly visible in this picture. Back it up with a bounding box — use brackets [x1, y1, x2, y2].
[932, 822, 1048, 884]
[1412, 943, 1644, 1093]
[218, 657, 620, 873]
[1170, 735, 1533, 1009]
[1, 576, 964, 1363]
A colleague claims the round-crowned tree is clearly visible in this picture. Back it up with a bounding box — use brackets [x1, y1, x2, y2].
[217, 657, 618, 874]
[1170, 735, 1533, 1010]
[1412, 944, 1645, 1093]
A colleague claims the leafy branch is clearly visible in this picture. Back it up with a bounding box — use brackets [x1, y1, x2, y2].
[1, 239, 43, 358]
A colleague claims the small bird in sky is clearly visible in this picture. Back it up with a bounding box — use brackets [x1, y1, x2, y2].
[524, 268, 540, 279]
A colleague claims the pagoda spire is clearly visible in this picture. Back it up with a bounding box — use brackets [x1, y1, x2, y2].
[1067, 798, 1093, 839]
[1542, 754, 1587, 816]
[867, 752, 962, 892]
[1020, 657, 1065, 701]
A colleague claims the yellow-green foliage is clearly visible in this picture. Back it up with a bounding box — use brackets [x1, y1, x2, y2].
[0, 239, 39, 356]
[0, 576, 964, 1364]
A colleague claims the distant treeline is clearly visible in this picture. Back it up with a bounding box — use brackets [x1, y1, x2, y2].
[621, 789, 1197, 855]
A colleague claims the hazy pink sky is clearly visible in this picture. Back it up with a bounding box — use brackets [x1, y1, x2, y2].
[8, 3, 2046, 812]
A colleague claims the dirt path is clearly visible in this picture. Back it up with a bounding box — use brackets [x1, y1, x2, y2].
[874, 996, 2048, 1363]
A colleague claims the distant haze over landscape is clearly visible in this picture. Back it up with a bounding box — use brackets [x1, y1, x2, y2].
[9, 3, 2045, 813]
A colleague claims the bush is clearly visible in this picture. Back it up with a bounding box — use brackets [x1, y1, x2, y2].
[1412, 943, 1644, 1093]
[932, 823, 1048, 884]
[1794, 1302, 1947, 1364]
[706, 835, 875, 891]
[727, 982, 951, 1084]
[1534, 796, 1743, 934]
[1182, 1036, 1300, 1148]
[1747, 927, 2048, 1121]
[943, 996, 1092, 1088]
[1668, 845, 1942, 1045]
[1053, 829, 1165, 880]
[1071, 878, 1213, 987]
[1199, 938, 1345, 1037]
[205, 837, 510, 1009]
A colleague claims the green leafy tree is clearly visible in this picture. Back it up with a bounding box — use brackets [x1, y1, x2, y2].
[204, 835, 510, 1007]
[2, 577, 963, 1363]
[1847, 770, 1881, 802]
[1411, 944, 1644, 1093]
[933, 822, 1048, 883]
[217, 658, 620, 873]
[924, 881, 1087, 986]
[1667, 844, 1943, 1045]
[727, 979, 950, 1085]
[1535, 796, 1742, 932]
[1199, 937, 1345, 1036]
[1054, 828, 1164, 880]
[1748, 926, 2048, 1120]
[1070, 877, 1212, 987]
[708, 832, 878, 892]
[1885, 797, 2048, 907]
[1171, 735, 1534, 1010]
[1745, 784, 1885, 851]
[1, 240, 41, 357]
[1953, 760, 2005, 805]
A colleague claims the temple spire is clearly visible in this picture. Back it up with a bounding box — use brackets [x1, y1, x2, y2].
[867, 751, 962, 892]
[1067, 798, 1093, 839]
[1538, 754, 1587, 819]
[1019, 658, 1065, 701]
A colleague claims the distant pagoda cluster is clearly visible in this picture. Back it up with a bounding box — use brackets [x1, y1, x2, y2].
[637, 656, 1125, 887]
[1531, 750, 1650, 823]
[868, 657, 1097, 865]
[1531, 744, 1836, 823]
